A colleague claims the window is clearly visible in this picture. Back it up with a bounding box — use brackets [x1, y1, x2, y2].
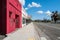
[15, 15, 19, 25]
[9, 11, 12, 18]
[22, 18, 26, 24]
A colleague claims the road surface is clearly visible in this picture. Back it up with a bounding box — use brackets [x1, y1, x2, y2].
[33, 22, 60, 40]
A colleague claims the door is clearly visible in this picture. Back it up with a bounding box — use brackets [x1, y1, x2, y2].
[15, 15, 19, 28]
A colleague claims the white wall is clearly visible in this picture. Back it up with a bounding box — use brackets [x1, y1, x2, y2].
[22, 7, 27, 27]
[22, 14, 26, 27]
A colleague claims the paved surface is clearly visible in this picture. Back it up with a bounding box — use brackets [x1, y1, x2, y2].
[3, 23, 40, 40]
[0, 35, 5, 40]
[33, 22, 60, 40]
[1, 22, 60, 40]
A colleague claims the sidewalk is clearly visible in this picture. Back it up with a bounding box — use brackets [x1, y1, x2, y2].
[3, 22, 40, 40]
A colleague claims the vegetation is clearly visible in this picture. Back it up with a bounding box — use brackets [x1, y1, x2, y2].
[33, 19, 51, 23]
[51, 11, 60, 23]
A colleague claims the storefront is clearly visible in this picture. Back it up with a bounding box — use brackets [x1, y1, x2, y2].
[22, 7, 28, 27]
[22, 7, 31, 27]
[0, 0, 22, 36]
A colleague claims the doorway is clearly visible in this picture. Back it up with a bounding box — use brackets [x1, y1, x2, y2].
[15, 15, 19, 28]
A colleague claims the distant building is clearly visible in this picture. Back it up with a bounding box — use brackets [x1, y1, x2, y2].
[22, 7, 31, 27]
[0, 0, 22, 35]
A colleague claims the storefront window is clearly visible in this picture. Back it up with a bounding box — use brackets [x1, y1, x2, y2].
[15, 15, 19, 27]
[9, 11, 12, 18]
[22, 18, 26, 24]
[9, 11, 14, 27]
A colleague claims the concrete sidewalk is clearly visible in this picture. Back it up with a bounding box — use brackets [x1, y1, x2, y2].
[3, 22, 40, 40]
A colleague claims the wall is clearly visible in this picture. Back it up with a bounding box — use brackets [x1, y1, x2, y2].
[6, 0, 22, 34]
[0, 0, 6, 35]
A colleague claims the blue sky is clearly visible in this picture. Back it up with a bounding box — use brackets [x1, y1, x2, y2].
[21, 0, 60, 20]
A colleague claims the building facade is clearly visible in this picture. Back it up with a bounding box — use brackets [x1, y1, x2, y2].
[22, 7, 31, 27]
[0, 0, 22, 35]
[22, 7, 28, 27]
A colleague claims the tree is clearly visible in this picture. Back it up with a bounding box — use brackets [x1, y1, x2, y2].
[51, 11, 58, 23]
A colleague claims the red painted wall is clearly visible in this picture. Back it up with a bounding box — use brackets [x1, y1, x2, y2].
[0, 0, 22, 35]
[6, 0, 22, 34]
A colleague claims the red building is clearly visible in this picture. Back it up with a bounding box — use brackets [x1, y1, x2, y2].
[0, 0, 22, 36]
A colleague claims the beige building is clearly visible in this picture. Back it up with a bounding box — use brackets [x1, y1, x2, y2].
[22, 7, 31, 27]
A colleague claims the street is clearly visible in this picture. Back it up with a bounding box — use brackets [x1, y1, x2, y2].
[2, 22, 60, 40]
[33, 22, 60, 40]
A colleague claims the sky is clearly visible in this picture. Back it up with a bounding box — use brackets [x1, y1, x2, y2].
[19, 0, 60, 20]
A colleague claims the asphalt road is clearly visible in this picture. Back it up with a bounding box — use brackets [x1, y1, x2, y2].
[33, 22, 60, 40]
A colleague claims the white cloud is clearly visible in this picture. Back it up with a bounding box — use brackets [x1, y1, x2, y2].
[19, 0, 25, 6]
[28, 2, 41, 8]
[32, 2, 41, 7]
[25, 2, 42, 10]
[28, 4, 32, 7]
[37, 11, 43, 14]
[25, 8, 28, 10]
[45, 10, 52, 16]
